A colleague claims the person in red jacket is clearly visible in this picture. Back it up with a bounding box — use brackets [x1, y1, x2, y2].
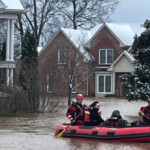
[66, 94, 87, 125]
[138, 98, 150, 125]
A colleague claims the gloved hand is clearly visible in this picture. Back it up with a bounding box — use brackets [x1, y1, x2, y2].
[139, 111, 145, 116]
[85, 107, 89, 111]
[70, 118, 75, 124]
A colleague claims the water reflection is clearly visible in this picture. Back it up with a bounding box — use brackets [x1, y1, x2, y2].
[0, 98, 149, 150]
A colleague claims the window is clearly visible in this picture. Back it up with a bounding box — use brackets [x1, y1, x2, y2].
[58, 49, 66, 64]
[99, 49, 113, 64]
[47, 74, 54, 93]
[98, 75, 112, 93]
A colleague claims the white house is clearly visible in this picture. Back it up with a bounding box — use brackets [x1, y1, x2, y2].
[0, 0, 24, 86]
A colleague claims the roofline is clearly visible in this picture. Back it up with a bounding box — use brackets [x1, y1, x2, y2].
[38, 28, 61, 56]
[2, 9, 26, 14]
[85, 23, 126, 48]
[60, 28, 91, 61]
[108, 50, 134, 71]
[39, 28, 92, 61]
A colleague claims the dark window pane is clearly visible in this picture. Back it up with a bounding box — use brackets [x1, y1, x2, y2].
[105, 76, 111, 92]
[107, 50, 113, 63]
[100, 50, 106, 64]
[59, 49, 66, 64]
[99, 76, 104, 92]
[48, 75, 54, 92]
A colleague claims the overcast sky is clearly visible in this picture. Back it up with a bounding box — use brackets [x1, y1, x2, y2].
[111, 0, 150, 23]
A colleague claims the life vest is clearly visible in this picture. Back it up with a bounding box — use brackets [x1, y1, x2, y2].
[84, 111, 102, 122]
[84, 111, 90, 122]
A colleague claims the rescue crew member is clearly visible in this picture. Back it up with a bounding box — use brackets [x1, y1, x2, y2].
[138, 97, 150, 125]
[66, 94, 87, 125]
[89, 101, 104, 126]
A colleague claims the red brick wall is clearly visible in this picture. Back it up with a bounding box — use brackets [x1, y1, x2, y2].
[115, 73, 129, 97]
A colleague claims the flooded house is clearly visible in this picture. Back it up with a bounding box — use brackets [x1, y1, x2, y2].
[38, 23, 145, 97]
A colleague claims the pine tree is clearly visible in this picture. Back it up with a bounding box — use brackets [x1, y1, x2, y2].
[121, 20, 150, 101]
[19, 29, 39, 111]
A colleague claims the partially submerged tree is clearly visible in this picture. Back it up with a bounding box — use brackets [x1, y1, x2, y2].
[121, 20, 150, 101]
[58, 0, 119, 29]
[19, 29, 39, 111]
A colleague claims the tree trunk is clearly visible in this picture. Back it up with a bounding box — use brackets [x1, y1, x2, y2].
[68, 86, 72, 106]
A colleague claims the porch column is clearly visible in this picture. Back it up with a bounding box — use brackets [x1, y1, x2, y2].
[6, 19, 10, 61]
[10, 19, 15, 61]
[10, 68, 13, 86]
[6, 68, 10, 86]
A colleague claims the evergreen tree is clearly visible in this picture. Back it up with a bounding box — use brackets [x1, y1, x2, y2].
[0, 41, 6, 60]
[121, 20, 150, 101]
[19, 29, 39, 111]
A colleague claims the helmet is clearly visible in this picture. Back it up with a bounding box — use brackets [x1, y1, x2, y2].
[77, 94, 83, 100]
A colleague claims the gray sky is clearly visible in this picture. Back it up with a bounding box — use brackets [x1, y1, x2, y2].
[111, 0, 150, 23]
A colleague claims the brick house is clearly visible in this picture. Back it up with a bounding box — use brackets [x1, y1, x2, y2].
[38, 23, 144, 97]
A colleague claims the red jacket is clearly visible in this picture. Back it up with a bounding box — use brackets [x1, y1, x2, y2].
[66, 102, 87, 124]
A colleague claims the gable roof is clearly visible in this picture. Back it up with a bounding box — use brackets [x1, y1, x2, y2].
[60, 28, 94, 61]
[1, 0, 24, 14]
[108, 50, 134, 71]
[86, 23, 145, 47]
[39, 28, 94, 61]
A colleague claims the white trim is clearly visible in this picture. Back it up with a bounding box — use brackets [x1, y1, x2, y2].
[96, 74, 113, 94]
[99, 49, 114, 65]
[0, 14, 17, 19]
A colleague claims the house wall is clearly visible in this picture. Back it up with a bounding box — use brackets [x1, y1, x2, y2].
[115, 73, 129, 97]
[88, 27, 124, 96]
[113, 55, 134, 72]
[38, 31, 88, 96]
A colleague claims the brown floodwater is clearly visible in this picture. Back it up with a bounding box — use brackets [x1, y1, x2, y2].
[0, 98, 150, 150]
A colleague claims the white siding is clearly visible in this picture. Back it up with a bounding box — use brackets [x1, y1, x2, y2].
[113, 55, 134, 72]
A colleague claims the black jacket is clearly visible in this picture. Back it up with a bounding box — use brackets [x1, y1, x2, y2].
[90, 108, 104, 125]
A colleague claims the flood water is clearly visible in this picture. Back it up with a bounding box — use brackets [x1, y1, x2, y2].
[0, 98, 150, 150]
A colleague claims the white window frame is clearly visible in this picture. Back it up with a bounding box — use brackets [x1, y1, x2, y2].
[99, 49, 114, 64]
[97, 74, 112, 94]
[58, 49, 66, 64]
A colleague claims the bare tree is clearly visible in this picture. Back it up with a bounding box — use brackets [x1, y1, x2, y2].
[15, 0, 61, 46]
[58, 0, 119, 29]
[59, 31, 93, 105]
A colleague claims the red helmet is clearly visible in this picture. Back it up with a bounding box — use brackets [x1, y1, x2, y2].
[77, 94, 83, 100]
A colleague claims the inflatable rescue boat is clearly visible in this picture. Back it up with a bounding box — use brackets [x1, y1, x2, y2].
[55, 124, 150, 142]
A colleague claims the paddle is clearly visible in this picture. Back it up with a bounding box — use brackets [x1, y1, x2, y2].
[55, 109, 85, 138]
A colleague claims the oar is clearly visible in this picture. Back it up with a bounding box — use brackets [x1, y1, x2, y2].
[55, 110, 84, 138]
